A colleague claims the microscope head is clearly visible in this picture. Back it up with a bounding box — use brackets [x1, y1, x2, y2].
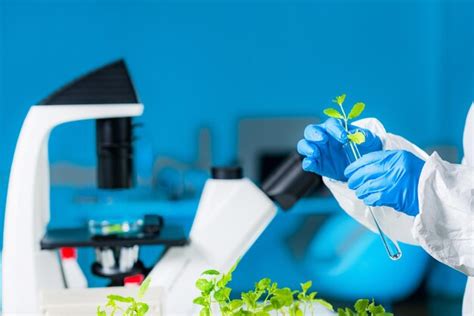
[39, 59, 139, 189]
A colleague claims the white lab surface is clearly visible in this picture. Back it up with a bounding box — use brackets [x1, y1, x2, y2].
[323, 104, 474, 316]
[41, 286, 162, 316]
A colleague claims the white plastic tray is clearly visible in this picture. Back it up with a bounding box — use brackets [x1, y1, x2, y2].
[41, 286, 162, 316]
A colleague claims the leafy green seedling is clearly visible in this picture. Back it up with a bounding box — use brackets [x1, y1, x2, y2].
[97, 277, 151, 316]
[337, 298, 394, 316]
[193, 261, 391, 316]
[323, 94, 366, 144]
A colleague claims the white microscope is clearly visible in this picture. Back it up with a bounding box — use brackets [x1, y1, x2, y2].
[2, 60, 321, 315]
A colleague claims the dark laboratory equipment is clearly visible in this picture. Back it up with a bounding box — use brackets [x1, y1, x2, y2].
[262, 152, 321, 210]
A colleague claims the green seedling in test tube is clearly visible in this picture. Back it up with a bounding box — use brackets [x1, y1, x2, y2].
[323, 94, 403, 261]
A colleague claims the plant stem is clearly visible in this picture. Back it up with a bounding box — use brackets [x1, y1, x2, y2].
[263, 291, 271, 305]
[338, 104, 349, 131]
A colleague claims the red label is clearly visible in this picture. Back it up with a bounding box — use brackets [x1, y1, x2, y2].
[59, 247, 77, 259]
[124, 274, 145, 285]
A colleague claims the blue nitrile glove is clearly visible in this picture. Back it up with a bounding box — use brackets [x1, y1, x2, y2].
[297, 118, 382, 181]
[344, 150, 425, 216]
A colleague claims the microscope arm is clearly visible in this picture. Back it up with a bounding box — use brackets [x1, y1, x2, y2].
[2, 104, 143, 315]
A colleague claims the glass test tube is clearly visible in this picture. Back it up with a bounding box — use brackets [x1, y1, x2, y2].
[343, 141, 402, 261]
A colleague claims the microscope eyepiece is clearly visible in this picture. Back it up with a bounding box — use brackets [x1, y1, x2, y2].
[261, 153, 321, 210]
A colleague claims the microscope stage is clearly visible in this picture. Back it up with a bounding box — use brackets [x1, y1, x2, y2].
[40, 225, 188, 249]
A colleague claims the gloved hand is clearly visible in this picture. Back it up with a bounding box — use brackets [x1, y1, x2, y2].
[344, 150, 425, 216]
[297, 118, 382, 181]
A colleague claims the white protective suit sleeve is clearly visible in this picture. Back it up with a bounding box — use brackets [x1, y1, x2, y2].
[322, 117, 430, 245]
[414, 152, 474, 276]
[413, 104, 474, 277]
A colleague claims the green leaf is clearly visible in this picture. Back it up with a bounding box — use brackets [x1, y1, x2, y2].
[136, 302, 149, 316]
[229, 299, 244, 311]
[214, 287, 232, 302]
[273, 288, 294, 306]
[348, 102, 365, 119]
[297, 293, 305, 301]
[217, 274, 230, 288]
[105, 298, 116, 308]
[202, 269, 220, 276]
[354, 299, 370, 312]
[368, 303, 385, 314]
[308, 291, 317, 299]
[332, 94, 347, 106]
[242, 292, 258, 309]
[289, 304, 303, 316]
[337, 308, 346, 316]
[315, 298, 334, 311]
[196, 278, 214, 294]
[200, 307, 211, 316]
[337, 307, 355, 316]
[96, 306, 107, 316]
[220, 305, 230, 314]
[137, 277, 151, 299]
[263, 303, 274, 312]
[300, 281, 312, 293]
[257, 278, 271, 290]
[193, 296, 208, 306]
[347, 131, 366, 144]
[106, 295, 135, 303]
[270, 282, 278, 291]
[323, 108, 344, 119]
[270, 297, 283, 309]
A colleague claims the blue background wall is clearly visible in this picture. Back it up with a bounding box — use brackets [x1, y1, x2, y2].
[2, 0, 473, 172]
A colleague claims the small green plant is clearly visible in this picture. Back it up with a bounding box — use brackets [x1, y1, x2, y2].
[323, 94, 366, 144]
[193, 262, 393, 316]
[97, 277, 151, 316]
[337, 298, 393, 316]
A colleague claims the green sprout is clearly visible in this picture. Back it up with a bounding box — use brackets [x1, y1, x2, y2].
[97, 277, 151, 316]
[323, 94, 366, 144]
[97, 262, 393, 315]
[193, 262, 393, 316]
[337, 298, 394, 316]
